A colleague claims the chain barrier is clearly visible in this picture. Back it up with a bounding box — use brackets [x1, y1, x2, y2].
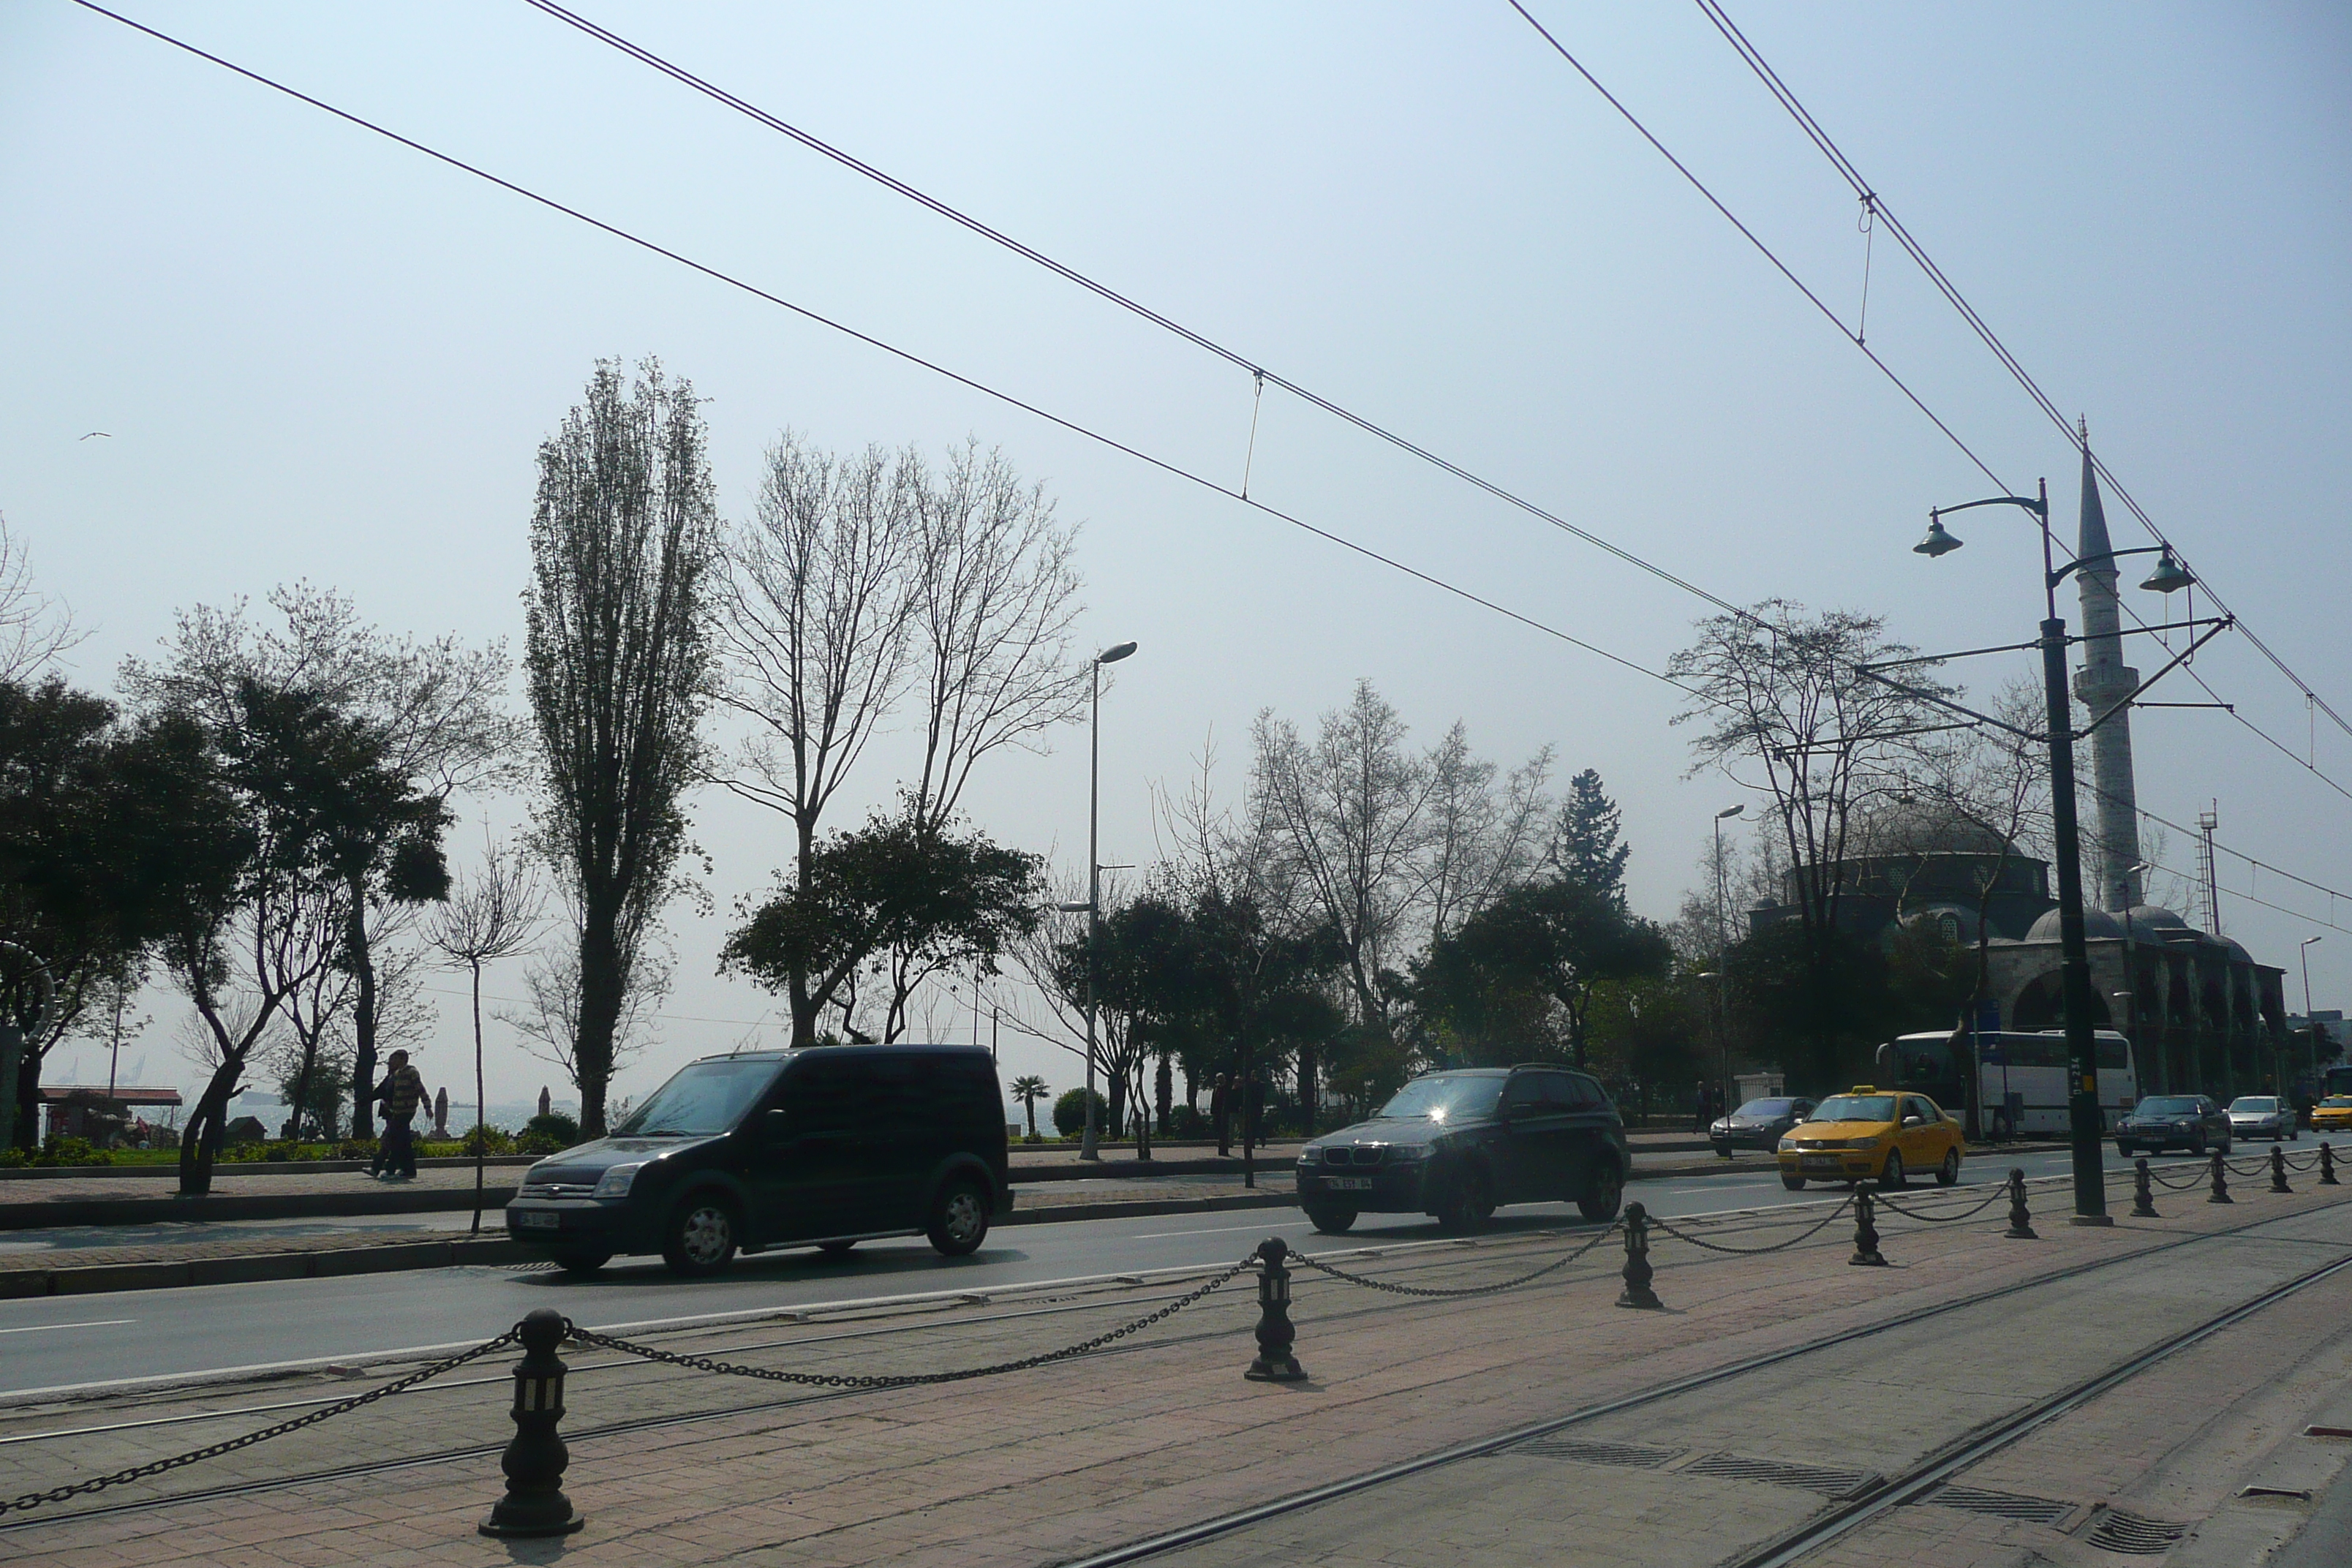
[1649, 1195, 1855, 1255]
[2225, 1155, 2272, 1178]
[568, 1258, 1254, 1389]
[0, 1330, 519, 1520]
[2282, 1149, 2322, 1172]
[1291, 1223, 1622, 1297]
[1875, 1184, 2010, 1224]
[2147, 1164, 2206, 1191]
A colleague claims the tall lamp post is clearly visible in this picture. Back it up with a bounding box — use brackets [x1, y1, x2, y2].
[2302, 935, 2325, 1085]
[1076, 640, 1137, 1161]
[1712, 804, 1745, 1118]
[1912, 483, 2194, 1224]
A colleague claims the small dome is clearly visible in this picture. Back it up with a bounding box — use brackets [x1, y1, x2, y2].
[2027, 906, 2125, 943]
[2221, 937, 2254, 964]
[2123, 904, 2189, 930]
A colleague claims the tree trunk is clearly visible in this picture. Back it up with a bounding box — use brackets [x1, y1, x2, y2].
[573, 905, 625, 1136]
[177, 1058, 244, 1196]
[345, 880, 379, 1140]
[1155, 1053, 1172, 1135]
[11, 1052, 37, 1153]
[1295, 1042, 1317, 1137]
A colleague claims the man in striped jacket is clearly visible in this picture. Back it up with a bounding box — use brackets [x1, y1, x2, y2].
[372, 1049, 429, 1182]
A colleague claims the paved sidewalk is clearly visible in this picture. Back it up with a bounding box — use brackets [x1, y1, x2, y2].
[4, 1169, 2342, 1566]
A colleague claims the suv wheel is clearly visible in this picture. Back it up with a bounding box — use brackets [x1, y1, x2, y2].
[1303, 1202, 1358, 1235]
[1436, 1165, 1493, 1234]
[1577, 1161, 1624, 1222]
[927, 1177, 991, 1257]
[662, 1196, 739, 1278]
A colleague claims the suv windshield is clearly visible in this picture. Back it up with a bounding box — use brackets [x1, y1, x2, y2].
[2136, 1096, 2202, 1116]
[1735, 1098, 1796, 1118]
[1811, 1095, 1896, 1123]
[2230, 1097, 2278, 1112]
[1375, 1075, 1505, 1124]
[612, 1058, 781, 1138]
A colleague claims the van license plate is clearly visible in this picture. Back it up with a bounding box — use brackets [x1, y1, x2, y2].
[1327, 1177, 1373, 1191]
[517, 1212, 560, 1229]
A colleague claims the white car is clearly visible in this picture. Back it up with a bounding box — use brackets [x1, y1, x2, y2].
[2227, 1095, 2298, 1142]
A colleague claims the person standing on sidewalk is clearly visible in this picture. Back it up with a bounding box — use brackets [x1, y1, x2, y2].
[1692, 1079, 1709, 1134]
[371, 1049, 429, 1182]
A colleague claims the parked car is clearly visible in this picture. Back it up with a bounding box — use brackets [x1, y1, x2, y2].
[1294, 1066, 1629, 1235]
[2114, 1094, 2231, 1157]
[1710, 1096, 1817, 1156]
[2227, 1095, 2298, 1143]
[1775, 1088, 1961, 1191]
[503, 1045, 1010, 1277]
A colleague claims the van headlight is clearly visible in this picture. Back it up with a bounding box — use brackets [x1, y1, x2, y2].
[592, 1162, 647, 1198]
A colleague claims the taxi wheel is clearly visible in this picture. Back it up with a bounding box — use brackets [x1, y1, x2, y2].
[1935, 1149, 1960, 1187]
[1878, 1150, 1906, 1191]
[1781, 1175, 1808, 1191]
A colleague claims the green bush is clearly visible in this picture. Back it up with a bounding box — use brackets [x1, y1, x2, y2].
[516, 1131, 566, 1156]
[1051, 1088, 1107, 1138]
[525, 1112, 582, 1148]
[36, 1136, 109, 1167]
[462, 1125, 515, 1157]
[1166, 1104, 1207, 1138]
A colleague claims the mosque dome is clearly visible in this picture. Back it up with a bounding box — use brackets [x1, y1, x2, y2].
[1848, 801, 2022, 859]
[2123, 904, 2190, 930]
[2027, 906, 2125, 944]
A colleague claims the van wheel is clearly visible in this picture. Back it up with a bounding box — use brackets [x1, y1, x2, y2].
[1577, 1161, 1624, 1222]
[1304, 1202, 1357, 1235]
[662, 1196, 739, 1277]
[553, 1251, 609, 1277]
[927, 1178, 991, 1256]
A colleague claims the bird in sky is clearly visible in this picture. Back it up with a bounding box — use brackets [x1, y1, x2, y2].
[78, 431, 110, 440]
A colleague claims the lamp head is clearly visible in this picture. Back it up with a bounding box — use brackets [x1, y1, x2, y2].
[1913, 517, 1964, 558]
[1097, 641, 1138, 665]
[1716, 804, 1746, 820]
[2138, 546, 2193, 595]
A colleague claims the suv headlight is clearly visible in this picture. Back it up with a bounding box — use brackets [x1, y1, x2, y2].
[591, 1161, 647, 1198]
[1297, 1146, 1322, 1164]
[1387, 1145, 1429, 1163]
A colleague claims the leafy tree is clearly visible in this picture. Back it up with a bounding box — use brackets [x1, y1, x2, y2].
[1051, 1086, 1104, 1138]
[1416, 876, 1673, 1070]
[1550, 768, 1629, 904]
[524, 358, 715, 1134]
[1009, 1074, 1049, 1138]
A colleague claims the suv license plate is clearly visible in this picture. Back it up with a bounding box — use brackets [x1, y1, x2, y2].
[1327, 1177, 1373, 1191]
[517, 1211, 560, 1229]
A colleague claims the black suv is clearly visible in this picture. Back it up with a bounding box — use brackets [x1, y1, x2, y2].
[1295, 1066, 1629, 1234]
[503, 1044, 1010, 1277]
[2115, 1093, 2232, 1158]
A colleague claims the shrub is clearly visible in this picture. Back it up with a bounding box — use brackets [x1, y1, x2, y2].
[36, 1136, 108, 1167]
[1051, 1088, 1107, 1138]
[1166, 1104, 1207, 1138]
[516, 1131, 566, 1156]
[525, 1112, 582, 1148]
[333, 1138, 377, 1161]
[462, 1124, 515, 1157]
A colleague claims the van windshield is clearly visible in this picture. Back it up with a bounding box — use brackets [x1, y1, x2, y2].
[612, 1059, 781, 1138]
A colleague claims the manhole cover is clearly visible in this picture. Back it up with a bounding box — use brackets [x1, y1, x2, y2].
[2087, 1511, 2188, 1555]
[1685, 1452, 1879, 1497]
[1512, 1437, 1683, 1469]
[1928, 1484, 2070, 1524]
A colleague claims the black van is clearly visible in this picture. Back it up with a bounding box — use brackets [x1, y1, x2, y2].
[503, 1044, 1011, 1277]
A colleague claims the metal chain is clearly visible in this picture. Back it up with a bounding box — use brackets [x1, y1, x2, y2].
[2148, 1165, 2206, 1191]
[0, 1330, 519, 1520]
[570, 1258, 1254, 1389]
[1649, 1196, 1855, 1255]
[2225, 1156, 2273, 1177]
[1875, 1185, 2009, 1223]
[1292, 1224, 1621, 1298]
[2283, 1150, 2322, 1172]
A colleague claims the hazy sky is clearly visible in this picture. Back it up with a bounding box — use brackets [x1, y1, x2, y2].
[5, 1, 2348, 1117]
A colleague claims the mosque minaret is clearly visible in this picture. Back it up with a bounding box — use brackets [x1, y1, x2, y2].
[2069, 424, 2146, 913]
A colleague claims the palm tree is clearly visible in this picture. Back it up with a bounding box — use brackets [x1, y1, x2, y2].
[1009, 1075, 1049, 1139]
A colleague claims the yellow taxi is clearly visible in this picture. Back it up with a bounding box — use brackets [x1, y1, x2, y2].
[1777, 1087, 1964, 1191]
[2312, 1096, 2352, 1134]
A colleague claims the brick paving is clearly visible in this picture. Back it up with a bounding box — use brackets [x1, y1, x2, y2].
[2, 1175, 2342, 1565]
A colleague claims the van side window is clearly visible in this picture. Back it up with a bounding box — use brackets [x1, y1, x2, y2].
[1564, 1075, 1608, 1112]
[787, 1058, 873, 1134]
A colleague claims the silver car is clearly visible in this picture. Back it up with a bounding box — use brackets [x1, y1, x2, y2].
[2228, 1095, 2299, 1142]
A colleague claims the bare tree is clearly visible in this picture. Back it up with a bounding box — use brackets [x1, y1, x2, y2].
[523, 358, 715, 1134]
[0, 516, 83, 682]
[427, 834, 544, 1229]
[1422, 725, 1554, 948]
[709, 437, 916, 1047]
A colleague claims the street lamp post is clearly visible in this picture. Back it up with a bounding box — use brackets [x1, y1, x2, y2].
[1078, 641, 1137, 1162]
[1913, 483, 2193, 1225]
[2302, 936, 2324, 1083]
[1712, 804, 1744, 1122]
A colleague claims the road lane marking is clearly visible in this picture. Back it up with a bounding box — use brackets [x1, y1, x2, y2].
[0, 1319, 135, 1335]
[1131, 1221, 1311, 1240]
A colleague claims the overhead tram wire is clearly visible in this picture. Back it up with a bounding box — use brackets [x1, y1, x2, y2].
[1686, 0, 2352, 753]
[70, 1, 1690, 704]
[513, 0, 1760, 630]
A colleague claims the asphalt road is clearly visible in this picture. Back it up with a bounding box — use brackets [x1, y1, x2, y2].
[0, 1144, 2219, 1396]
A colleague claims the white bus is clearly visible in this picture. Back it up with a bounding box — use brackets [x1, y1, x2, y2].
[1882, 1029, 2139, 1137]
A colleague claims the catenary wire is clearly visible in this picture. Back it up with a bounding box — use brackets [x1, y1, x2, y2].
[513, 0, 1763, 629]
[1686, 0, 2352, 753]
[67, 1, 1694, 713]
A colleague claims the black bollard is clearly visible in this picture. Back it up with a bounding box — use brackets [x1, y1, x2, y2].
[2322, 1142, 2340, 1186]
[1244, 1237, 1308, 1382]
[1849, 1188, 1887, 1267]
[1616, 1202, 1662, 1309]
[2005, 1168, 2037, 1240]
[2271, 1144, 2293, 1194]
[479, 1308, 584, 1539]
[2131, 1158, 2159, 1218]
[2207, 1149, 2233, 1205]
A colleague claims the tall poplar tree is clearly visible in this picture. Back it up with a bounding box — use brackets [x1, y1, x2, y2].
[524, 358, 715, 1134]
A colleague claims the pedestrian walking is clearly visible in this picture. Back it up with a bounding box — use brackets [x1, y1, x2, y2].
[1692, 1079, 1708, 1134]
[372, 1049, 429, 1182]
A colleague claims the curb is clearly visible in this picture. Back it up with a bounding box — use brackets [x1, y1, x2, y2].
[0, 1185, 524, 1232]
[0, 1235, 537, 1300]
